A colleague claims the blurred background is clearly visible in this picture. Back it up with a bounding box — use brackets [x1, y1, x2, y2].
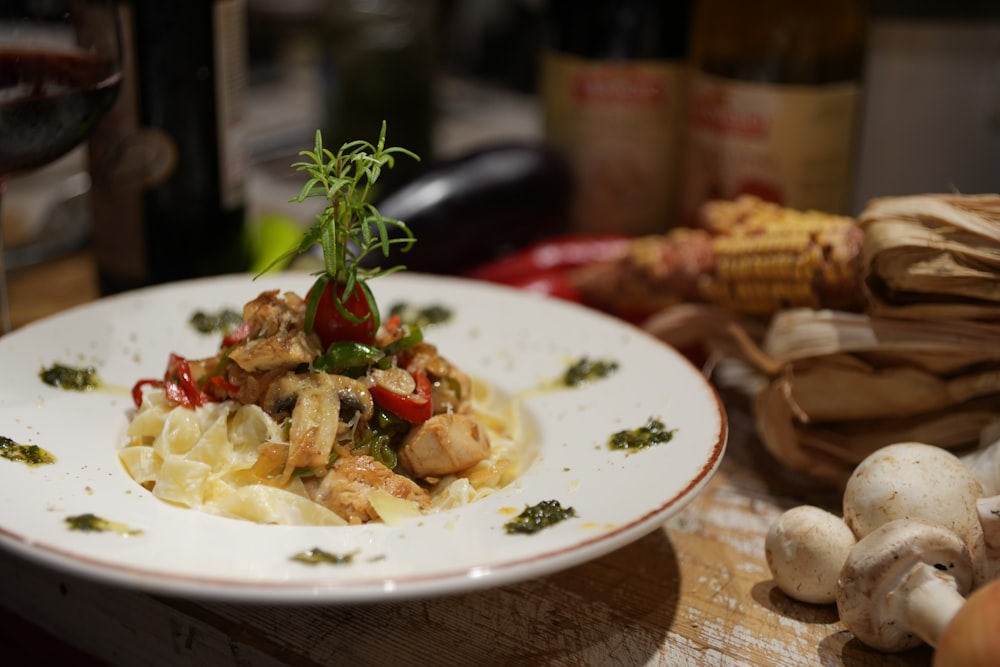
[4, 0, 1000, 280]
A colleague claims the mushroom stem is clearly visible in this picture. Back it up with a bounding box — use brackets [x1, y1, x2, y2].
[836, 519, 974, 652]
[892, 561, 966, 648]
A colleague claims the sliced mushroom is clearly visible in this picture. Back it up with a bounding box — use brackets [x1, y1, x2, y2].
[258, 373, 374, 480]
[398, 412, 490, 478]
[261, 372, 373, 423]
[836, 519, 973, 652]
[765, 505, 857, 604]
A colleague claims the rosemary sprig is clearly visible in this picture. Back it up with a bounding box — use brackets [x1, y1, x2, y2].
[260, 122, 419, 331]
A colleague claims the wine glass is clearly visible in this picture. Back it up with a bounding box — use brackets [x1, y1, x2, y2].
[0, 0, 123, 333]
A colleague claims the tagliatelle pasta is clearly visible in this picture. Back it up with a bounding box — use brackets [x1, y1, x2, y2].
[120, 360, 524, 527]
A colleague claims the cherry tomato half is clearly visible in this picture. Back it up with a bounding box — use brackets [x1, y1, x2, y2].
[309, 279, 379, 347]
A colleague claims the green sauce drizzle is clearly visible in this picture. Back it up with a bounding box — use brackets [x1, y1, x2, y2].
[504, 499, 577, 535]
[39, 364, 98, 391]
[388, 302, 453, 328]
[609, 418, 676, 451]
[291, 547, 356, 565]
[189, 308, 243, 335]
[562, 357, 619, 387]
[65, 513, 142, 535]
[0, 435, 56, 466]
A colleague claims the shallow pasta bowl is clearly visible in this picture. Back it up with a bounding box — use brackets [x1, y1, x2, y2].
[0, 272, 726, 603]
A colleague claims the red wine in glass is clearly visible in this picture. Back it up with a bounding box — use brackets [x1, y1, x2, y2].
[0, 1, 123, 335]
[0, 49, 122, 176]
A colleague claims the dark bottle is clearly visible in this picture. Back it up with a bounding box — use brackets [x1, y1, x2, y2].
[87, 0, 250, 295]
[680, 0, 868, 223]
[541, 0, 692, 234]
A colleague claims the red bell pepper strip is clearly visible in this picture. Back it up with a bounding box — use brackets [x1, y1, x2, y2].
[131, 378, 163, 408]
[369, 369, 433, 423]
[132, 353, 218, 409]
[222, 321, 251, 347]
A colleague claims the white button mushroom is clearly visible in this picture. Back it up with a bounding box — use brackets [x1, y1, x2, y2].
[842, 442, 984, 544]
[842, 441, 1000, 586]
[765, 505, 857, 604]
[836, 519, 973, 652]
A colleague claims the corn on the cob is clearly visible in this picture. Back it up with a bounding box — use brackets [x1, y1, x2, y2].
[699, 207, 866, 314]
[571, 195, 867, 316]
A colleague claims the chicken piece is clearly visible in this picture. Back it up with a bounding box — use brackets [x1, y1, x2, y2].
[229, 290, 323, 373]
[259, 373, 374, 481]
[242, 289, 306, 336]
[310, 454, 430, 524]
[398, 412, 490, 478]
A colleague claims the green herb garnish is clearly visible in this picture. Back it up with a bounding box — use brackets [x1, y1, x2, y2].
[260, 122, 419, 338]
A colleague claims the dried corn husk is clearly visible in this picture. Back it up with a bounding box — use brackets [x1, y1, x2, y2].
[860, 193, 1000, 319]
[734, 308, 1000, 486]
[762, 308, 1000, 373]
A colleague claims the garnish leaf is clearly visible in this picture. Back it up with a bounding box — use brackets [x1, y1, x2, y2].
[256, 122, 419, 332]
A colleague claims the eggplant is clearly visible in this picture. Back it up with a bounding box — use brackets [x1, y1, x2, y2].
[355, 141, 574, 275]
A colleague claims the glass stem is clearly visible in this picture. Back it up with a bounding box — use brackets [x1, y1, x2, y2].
[0, 179, 10, 334]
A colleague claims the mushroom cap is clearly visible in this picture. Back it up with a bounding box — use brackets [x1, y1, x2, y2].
[842, 442, 983, 542]
[765, 505, 857, 604]
[836, 519, 973, 652]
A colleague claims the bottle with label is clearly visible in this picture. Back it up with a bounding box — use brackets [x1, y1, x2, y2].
[541, 0, 692, 235]
[87, 0, 249, 295]
[680, 0, 868, 224]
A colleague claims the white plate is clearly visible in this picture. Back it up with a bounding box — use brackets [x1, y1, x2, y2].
[0, 273, 726, 603]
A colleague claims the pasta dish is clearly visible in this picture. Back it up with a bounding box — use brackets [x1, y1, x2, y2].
[120, 289, 521, 526]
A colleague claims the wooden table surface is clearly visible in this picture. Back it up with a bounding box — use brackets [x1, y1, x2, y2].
[1, 251, 935, 667]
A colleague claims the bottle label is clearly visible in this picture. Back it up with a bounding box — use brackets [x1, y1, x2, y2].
[542, 50, 687, 234]
[680, 72, 860, 223]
